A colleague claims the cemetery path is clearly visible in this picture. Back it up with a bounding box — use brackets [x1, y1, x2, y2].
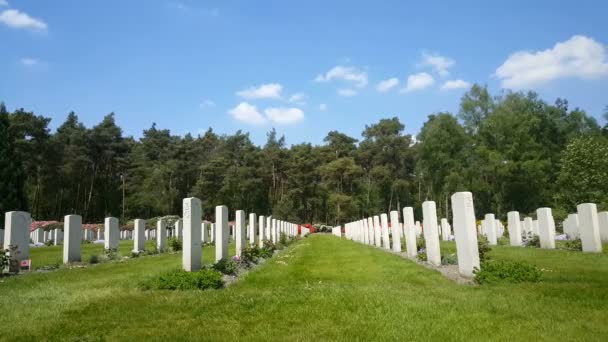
[1, 235, 607, 341]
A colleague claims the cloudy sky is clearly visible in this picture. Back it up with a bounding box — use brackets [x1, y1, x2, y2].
[1, 0, 607, 145]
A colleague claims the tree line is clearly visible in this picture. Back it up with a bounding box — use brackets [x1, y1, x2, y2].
[1, 84, 607, 226]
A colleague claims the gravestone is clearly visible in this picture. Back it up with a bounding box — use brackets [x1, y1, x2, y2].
[35, 227, 44, 244]
[373, 215, 382, 247]
[440, 218, 451, 241]
[175, 219, 183, 240]
[402, 207, 417, 258]
[332, 226, 341, 237]
[133, 219, 145, 252]
[390, 211, 402, 252]
[63, 215, 82, 264]
[236, 210, 246, 257]
[415, 221, 422, 237]
[183, 197, 202, 271]
[258, 215, 265, 248]
[507, 211, 522, 246]
[523, 217, 533, 237]
[380, 213, 391, 250]
[422, 201, 441, 266]
[577, 203, 603, 253]
[564, 213, 580, 239]
[532, 220, 539, 235]
[201, 222, 208, 243]
[485, 214, 497, 245]
[157, 219, 167, 251]
[210, 223, 215, 243]
[266, 216, 272, 242]
[54, 228, 63, 245]
[537, 208, 556, 249]
[249, 213, 257, 245]
[215, 205, 228, 261]
[104, 217, 119, 250]
[451, 192, 480, 277]
[3, 211, 31, 262]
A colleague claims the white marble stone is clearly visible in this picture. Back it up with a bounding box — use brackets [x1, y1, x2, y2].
[440, 218, 451, 241]
[507, 211, 522, 246]
[258, 215, 265, 247]
[402, 207, 417, 258]
[157, 219, 167, 251]
[249, 213, 256, 245]
[236, 210, 246, 257]
[484, 214, 497, 245]
[35, 227, 44, 244]
[104, 217, 119, 250]
[523, 217, 533, 238]
[532, 220, 539, 236]
[415, 221, 422, 237]
[564, 213, 580, 239]
[3, 211, 31, 261]
[215, 205, 228, 261]
[380, 213, 391, 250]
[266, 216, 272, 241]
[537, 207, 556, 249]
[63, 215, 82, 264]
[373, 215, 382, 247]
[390, 211, 402, 252]
[577, 203, 603, 253]
[54, 228, 63, 245]
[183, 197, 202, 271]
[201, 222, 209, 243]
[332, 226, 341, 237]
[175, 219, 183, 240]
[451, 192, 480, 277]
[422, 201, 441, 266]
[272, 218, 278, 244]
[597, 211, 608, 242]
[133, 219, 145, 252]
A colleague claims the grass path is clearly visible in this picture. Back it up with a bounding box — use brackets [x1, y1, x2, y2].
[1, 235, 607, 341]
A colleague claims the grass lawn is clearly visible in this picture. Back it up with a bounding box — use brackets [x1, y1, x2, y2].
[1, 235, 607, 341]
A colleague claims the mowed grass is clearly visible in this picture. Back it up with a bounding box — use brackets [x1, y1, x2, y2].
[0, 235, 606, 341]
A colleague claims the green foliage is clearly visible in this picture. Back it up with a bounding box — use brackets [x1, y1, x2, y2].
[441, 253, 458, 265]
[140, 268, 224, 290]
[279, 232, 288, 245]
[563, 239, 582, 251]
[416, 237, 425, 252]
[102, 248, 119, 261]
[526, 235, 541, 248]
[88, 254, 99, 264]
[475, 261, 542, 284]
[213, 258, 238, 276]
[417, 252, 427, 262]
[44, 239, 54, 247]
[241, 245, 261, 266]
[477, 236, 492, 262]
[167, 237, 182, 252]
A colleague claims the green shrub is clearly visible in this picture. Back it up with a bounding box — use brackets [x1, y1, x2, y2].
[441, 253, 458, 265]
[416, 237, 425, 253]
[279, 232, 288, 245]
[526, 235, 540, 248]
[417, 252, 427, 262]
[259, 246, 274, 259]
[168, 237, 182, 252]
[140, 268, 224, 290]
[88, 254, 99, 264]
[213, 258, 238, 275]
[102, 248, 119, 261]
[474, 261, 542, 284]
[564, 238, 582, 251]
[241, 245, 261, 265]
[477, 237, 492, 262]
[263, 240, 276, 252]
[44, 240, 54, 247]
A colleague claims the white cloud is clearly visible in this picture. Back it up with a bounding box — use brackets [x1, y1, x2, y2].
[228, 102, 266, 125]
[236, 83, 282, 99]
[496, 35, 608, 88]
[376, 78, 400, 92]
[0, 9, 47, 31]
[20, 58, 38, 66]
[200, 99, 215, 107]
[288, 92, 306, 105]
[319, 103, 328, 111]
[0, 1, 8, 7]
[264, 107, 304, 124]
[420, 52, 455, 76]
[401, 72, 435, 92]
[315, 65, 368, 88]
[337, 88, 357, 97]
[441, 79, 470, 90]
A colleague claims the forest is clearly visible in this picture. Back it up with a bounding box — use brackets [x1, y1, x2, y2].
[1, 84, 607, 226]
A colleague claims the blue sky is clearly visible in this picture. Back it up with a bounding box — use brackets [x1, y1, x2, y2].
[1, 0, 607, 145]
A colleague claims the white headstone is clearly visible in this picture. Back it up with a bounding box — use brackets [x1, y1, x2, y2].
[440, 218, 451, 241]
[402, 207, 417, 258]
[249, 213, 256, 245]
[373, 215, 382, 247]
[390, 211, 401, 252]
[157, 219, 167, 251]
[422, 201, 441, 266]
[215, 205, 228, 261]
[537, 207, 556, 249]
[133, 219, 145, 252]
[210, 223, 215, 243]
[3, 211, 31, 261]
[201, 222, 208, 243]
[380, 213, 391, 250]
[54, 228, 63, 245]
[577, 203, 603, 253]
[104, 217, 119, 250]
[507, 211, 522, 246]
[175, 219, 183, 240]
[484, 214, 497, 245]
[597, 211, 608, 242]
[258, 215, 265, 248]
[63, 215, 82, 264]
[451, 192, 480, 278]
[236, 210, 246, 257]
[183, 197, 202, 271]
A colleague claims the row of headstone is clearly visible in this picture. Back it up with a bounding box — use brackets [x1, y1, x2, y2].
[180, 198, 300, 272]
[342, 192, 480, 278]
